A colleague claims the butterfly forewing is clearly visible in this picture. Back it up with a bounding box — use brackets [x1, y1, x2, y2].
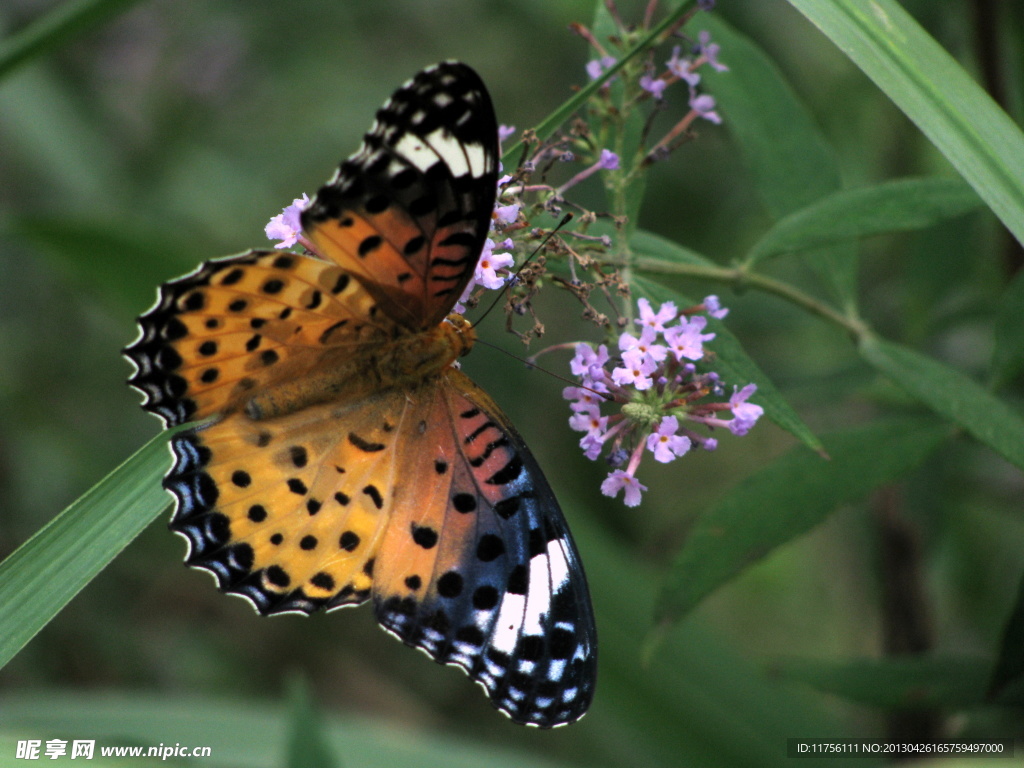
[301, 61, 499, 330]
[125, 249, 395, 427]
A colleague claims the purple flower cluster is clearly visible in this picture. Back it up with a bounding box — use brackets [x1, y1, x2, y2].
[588, 30, 728, 126]
[564, 296, 763, 506]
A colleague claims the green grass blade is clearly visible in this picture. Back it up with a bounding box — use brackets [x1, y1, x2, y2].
[0, 0, 146, 81]
[786, 0, 1024, 247]
[655, 417, 951, 626]
[0, 433, 171, 671]
[859, 334, 1024, 471]
[285, 674, 340, 768]
[746, 177, 983, 265]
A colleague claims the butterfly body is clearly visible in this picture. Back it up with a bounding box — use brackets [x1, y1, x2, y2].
[125, 62, 596, 728]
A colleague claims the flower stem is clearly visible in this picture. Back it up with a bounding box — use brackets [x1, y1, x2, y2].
[628, 256, 870, 341]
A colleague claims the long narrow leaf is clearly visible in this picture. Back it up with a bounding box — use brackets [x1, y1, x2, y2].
[859, 335, 1024, 471]
[786, 0, 1024, 247]
[0, 433, 171, 671]
[746, 177, 983, 265]
[285, 674, 340, 768]
[656, 417, 951, 625]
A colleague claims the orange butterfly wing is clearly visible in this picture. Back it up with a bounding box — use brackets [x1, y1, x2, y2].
[125, 62, 597, 727]
[374, 369, 596, 725]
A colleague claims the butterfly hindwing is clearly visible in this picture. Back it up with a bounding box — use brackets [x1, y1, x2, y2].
[165, 389, 413, 615]
[373, 369, 597, 727]
[302, 61, 499, 330]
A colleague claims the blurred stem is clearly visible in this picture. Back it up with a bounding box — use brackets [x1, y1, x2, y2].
[0, 0, 144, 81]
[872, 485, 943, 750]
[629, 255, 870, 340]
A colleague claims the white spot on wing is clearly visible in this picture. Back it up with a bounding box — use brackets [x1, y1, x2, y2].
[422, 127, 473, 177]
[394, 132, 440, 173]
[463, 142, 488, 178]
[490, 592, 524, 654]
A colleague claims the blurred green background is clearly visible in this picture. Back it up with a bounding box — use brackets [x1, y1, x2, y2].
[1, 0, 1023, 766]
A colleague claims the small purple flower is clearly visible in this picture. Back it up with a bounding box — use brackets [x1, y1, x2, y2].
[636, 297, 678, 332]
[698, 30, 728, 71]
[580, 432, 606, 460]
[703, 295, 729, 319]
[557, 148, 620, 194]
[587, 55, 617, 81]
[563, 385, 604, 414]
[601, 470, 647, 507]
[570, 342, 610, 378]
[599, 149, 620, 170]
[690, 93, 722, 124]
[265, 194, 310, 248]
[611, 353, 657, 390]
[620, 327, 668, 365]
[639, 74, 667, 99]
[667, 46, 701, 87]
[664, 316, 714, 361]
[728, 384, 764, 436]
[646, 416, 692, 463]
[473, 240, 514, 290]
[569, 409, 608, 436]
[493, 202, 520, 226]
[498, 124, 517, 144]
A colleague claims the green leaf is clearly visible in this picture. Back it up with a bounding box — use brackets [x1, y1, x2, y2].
[656, 417, 951, 625]
[631, 228, 719, 269]
[0, 433, 171, 672]
[698, 15, 858, 306]
[0, 0, 145, 81]
[772, 656, 992, 710]
[630, 234, 824, 455]
[859, 335, 1024, 471]
[988, 569, 1024, 705]
[786, 0, 1024, 248]
[746, 177, 983, 266]
[991, 267, 1024, 390]
[285, 674, 340, 768]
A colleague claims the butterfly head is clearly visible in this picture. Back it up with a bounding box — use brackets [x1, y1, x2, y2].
[443, 312, 475, 358]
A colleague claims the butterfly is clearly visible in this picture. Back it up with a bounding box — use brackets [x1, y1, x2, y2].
[124, 62, 596, 728]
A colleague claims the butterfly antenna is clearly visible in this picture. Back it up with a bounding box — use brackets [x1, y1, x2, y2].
[473, 336, 609, 400]
[470, 212, 573, 329]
